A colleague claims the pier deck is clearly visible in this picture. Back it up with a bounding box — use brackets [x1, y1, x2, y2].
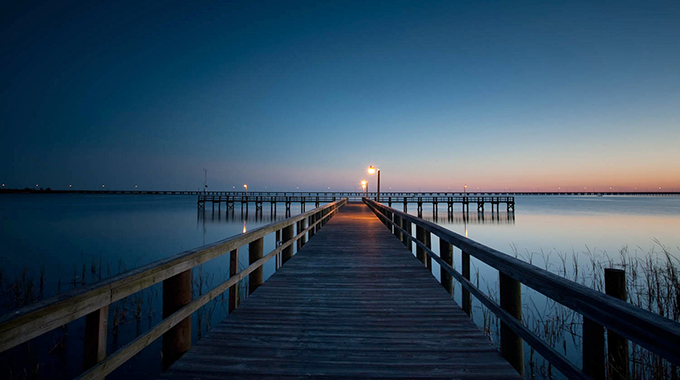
[161, 203, 519, 379]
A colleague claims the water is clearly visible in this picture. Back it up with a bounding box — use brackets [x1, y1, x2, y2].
[1, 194, 679, 379]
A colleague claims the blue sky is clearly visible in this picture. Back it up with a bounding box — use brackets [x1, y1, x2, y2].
[1, 0, 679, 191]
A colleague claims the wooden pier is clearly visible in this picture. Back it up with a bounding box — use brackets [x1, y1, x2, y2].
[1, 200, 679, 380]
[161, 203, 520, 379]
[197, 194, 515, 217]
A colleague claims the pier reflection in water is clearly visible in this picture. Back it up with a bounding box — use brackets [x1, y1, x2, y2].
[421, 211, 515, 225]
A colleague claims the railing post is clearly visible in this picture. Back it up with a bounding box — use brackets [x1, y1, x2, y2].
[282, 224, 294, 264]
[162, 269, 192, 370]
[403, 220, 411, 248]
[229, 248, 239, 312]
[439, 240, 453, 296]
[416, 225, 427, 266]
[583, 317, 605, 380]
[499, 272, 524, 375]
[298, 218, 307, 249]
[308, 214, 315, 239]
[425, 231, 431, 270]
[83, 305, 108, 370]
[394, 214, 402, 241]
[249, 237, 263, 294]
[462, 251, 471, 315]
[605, 268, 629, 380]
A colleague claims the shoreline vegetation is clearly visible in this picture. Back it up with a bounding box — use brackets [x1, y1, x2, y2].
[1, 243, 678, 379]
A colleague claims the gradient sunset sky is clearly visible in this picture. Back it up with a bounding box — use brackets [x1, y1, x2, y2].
[2, 0, 679, 192]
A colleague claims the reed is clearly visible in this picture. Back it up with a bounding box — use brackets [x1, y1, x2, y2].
[1, 243, 678, 379]
[513, 243, 680, 379]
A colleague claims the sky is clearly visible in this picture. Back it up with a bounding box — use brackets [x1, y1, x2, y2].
[1, 0, 679, 192]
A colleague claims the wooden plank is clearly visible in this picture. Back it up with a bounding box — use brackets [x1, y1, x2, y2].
[161, 203, 520, 379]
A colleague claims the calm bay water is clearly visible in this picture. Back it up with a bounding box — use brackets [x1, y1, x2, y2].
[1, 194, 679, 379]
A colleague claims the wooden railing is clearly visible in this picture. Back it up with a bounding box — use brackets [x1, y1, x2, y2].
[364, 198, 680, 380]
[0, 198, 347, 379]
[198, 195, 340, 202]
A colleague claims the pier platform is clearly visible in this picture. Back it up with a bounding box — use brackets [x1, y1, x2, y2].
[160, 203, 519, 379]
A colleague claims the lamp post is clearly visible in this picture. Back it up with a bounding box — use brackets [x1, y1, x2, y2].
[368, 166, 380, 202]
[244, 184, 248, 196]
[464, 184, 467, 195]
[361, 180, 368, 196]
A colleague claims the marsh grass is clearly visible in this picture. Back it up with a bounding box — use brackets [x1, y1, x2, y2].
[2, 244, 679, 379]
[500, 243, 680, 379]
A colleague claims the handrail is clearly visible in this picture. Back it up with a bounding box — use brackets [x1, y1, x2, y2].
[197, 194, 513, 201]
[364, 198, 680, 377]
[0, 198, 348, 379]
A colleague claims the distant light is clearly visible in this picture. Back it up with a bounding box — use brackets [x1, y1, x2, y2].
[36, 184, 38, 187]
[102, 184, 105, 188]
[368, 166, 376, 174]
[233, 186, 235, 189]
[244, 184, 247, 189]
[135, 185, 138, 188]
[69, 184, 72, 188]
[327, 187, 330, 190]
[1, 184, 4, 187]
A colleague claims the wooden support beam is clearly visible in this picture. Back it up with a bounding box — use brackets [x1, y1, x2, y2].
[440, 240, 453, 296]
[416, 225, 427, 266]
[83, 305, 108, 370]
[228, 249, 238, 313]
[500, 272, 524, 376]
[606, 268, 629, 380]
[394, 215, 402, 242]
[425, 231, 431, 270]
[162, 269, 192, 370]
[462, 251, 471, 315]
[282, 225, 294, 264]
[248, 238, 264, 294]
[298, 219, 307, 249]
[583, 316, 605, 380]
[308, 215, 315, 239]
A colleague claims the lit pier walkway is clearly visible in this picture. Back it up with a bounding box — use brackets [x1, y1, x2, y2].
[161, 203, 519, 379]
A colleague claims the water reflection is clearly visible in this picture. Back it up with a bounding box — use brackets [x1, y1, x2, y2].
[197, 208, 301, 224]
[420, 212, 515, 225]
